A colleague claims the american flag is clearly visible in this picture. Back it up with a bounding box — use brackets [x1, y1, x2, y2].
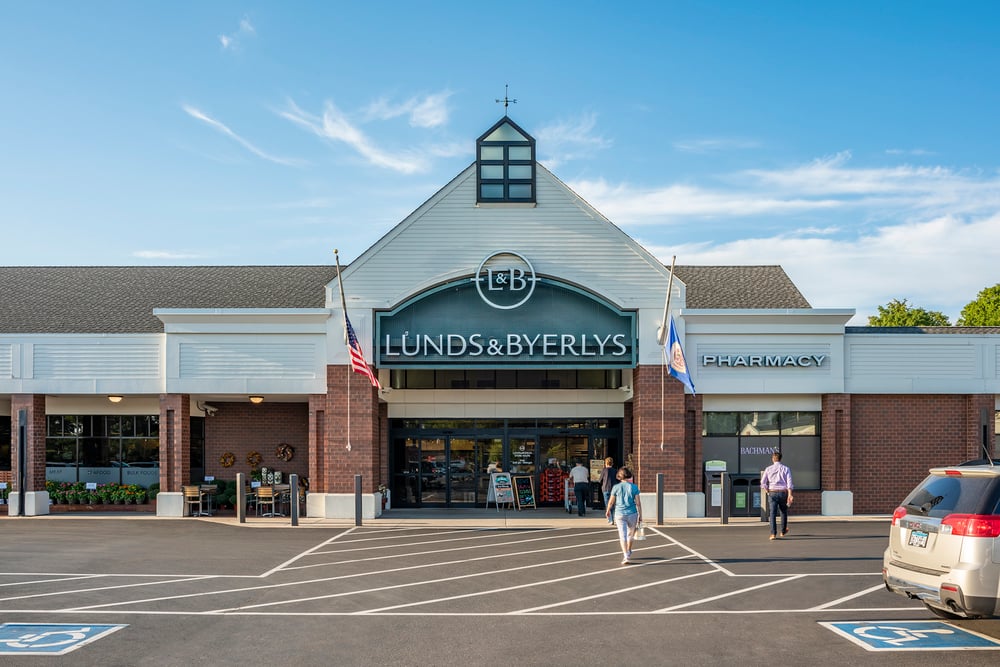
[346, 314, 381, 388]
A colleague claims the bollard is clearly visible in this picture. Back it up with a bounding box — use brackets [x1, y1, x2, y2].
[354, 474, 362, 526]
[656, 473, 664, 526]
[289, 474, 299, 526]
[720, 473, 729, 525]
[236, 472, 246, 523]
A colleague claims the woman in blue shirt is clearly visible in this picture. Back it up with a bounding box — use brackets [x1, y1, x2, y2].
[605, 467, 642, 564]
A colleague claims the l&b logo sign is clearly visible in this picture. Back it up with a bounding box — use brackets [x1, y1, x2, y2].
[475, 250, 538, 310]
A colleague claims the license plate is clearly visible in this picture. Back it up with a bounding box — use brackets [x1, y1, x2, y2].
[908, 530, 928, 548]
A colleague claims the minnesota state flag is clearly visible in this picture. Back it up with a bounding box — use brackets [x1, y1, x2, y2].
[666, 315, 696, 395]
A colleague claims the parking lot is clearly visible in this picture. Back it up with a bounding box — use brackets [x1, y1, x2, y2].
[1, 516, 999, 665]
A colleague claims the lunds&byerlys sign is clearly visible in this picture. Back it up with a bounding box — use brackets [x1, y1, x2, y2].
[375, 251, 636, 368]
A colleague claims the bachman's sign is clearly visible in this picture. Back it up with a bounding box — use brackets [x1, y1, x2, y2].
[376, 251, 636, 369]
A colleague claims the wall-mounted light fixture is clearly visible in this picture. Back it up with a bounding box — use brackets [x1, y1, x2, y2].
[249, 396, 264, 404]
[107, 395, 123, 403]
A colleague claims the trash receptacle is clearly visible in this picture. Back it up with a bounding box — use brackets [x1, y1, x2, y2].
[758, 470, 769, 522]
[704, 460, 727, 517]
[729, 474, 751, 516]
[750, 475, 764, 520]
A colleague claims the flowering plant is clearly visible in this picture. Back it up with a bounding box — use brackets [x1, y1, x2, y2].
[377, 484, 389, 497]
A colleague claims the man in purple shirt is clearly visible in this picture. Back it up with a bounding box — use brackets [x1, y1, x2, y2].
[761, 451, 794, 540]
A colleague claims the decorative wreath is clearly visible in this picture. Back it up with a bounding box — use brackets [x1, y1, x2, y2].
[275, 443, 295, 462]
[246, 450, 263, 467]
[219, 452, 236, 468]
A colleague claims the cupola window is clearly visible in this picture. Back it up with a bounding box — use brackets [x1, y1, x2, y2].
[476, 117, 536, 204]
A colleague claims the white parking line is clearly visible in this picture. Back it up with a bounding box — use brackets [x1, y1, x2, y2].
[809, 583, 888, 610]
[514, 562, 712, 614]
[281, 528, 615, 571]
[656, 575, 806, 612]
[0, 576, 214, 604]
[0, 575, 103, 588]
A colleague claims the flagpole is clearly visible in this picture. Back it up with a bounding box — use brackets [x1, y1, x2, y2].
[335, 249, 351, 449]
[657, 256, 676, 449]
[656, 255, 677, 347]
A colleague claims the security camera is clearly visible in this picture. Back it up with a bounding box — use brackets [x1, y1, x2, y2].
[197, 402, 218, 417]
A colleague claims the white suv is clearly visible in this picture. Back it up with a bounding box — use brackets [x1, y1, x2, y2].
[882, 459, 1000, 619]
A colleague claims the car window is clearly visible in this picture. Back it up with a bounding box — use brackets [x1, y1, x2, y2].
[902, 475, 999, 517]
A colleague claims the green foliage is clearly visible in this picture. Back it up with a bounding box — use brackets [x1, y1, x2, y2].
[957, 284, 1000, 326]
[867, 298, 951, 326]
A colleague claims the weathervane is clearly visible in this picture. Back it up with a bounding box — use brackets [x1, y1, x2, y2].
[495, 84, 517, 115]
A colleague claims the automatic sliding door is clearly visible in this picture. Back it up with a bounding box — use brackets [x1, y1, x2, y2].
[448, 438, 476, 505]
[420, 438, 446, 505]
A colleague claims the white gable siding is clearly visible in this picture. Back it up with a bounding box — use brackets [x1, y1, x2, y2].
[336, 165, 678, 312]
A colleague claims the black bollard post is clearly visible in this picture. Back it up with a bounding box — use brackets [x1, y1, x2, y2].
[236, 472, 246, 523]
[720, 473, 729, 525]
[289, 474, 299, 526]
[354, 474, 362, 526]
[656, 473, 664, 526]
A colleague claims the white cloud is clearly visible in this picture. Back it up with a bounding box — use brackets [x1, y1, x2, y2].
[580, 151, 1000, 325]
[571, 152, 1000, 225]
[641, 212, 1000, 325]
[571, 179, 843, 222]
[182, 105, 304, 167]
[219, 16, 256, 51]
[535, 113, 611, 168]
[280, 99, 428, 173]
[363, 91, 453, 128]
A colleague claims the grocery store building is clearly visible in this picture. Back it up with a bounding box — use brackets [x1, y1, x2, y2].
[2, 116, 998, 519]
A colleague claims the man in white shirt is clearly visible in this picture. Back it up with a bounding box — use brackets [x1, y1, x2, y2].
[568, 460, 591, 516]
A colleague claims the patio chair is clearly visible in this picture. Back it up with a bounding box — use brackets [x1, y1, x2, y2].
[182, 485, 203, 517]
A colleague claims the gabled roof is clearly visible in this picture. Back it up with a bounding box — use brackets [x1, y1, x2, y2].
[671, 265, 810, 309]
[0, 266, 338, 334]
[0, 264, 808, 335]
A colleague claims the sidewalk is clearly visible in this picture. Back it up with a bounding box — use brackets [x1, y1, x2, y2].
[201, 507, 891, 529]
[3, 506, 892, 528]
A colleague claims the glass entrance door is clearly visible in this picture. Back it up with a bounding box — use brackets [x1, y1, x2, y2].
[414, 437, 487, 507]
[448, 438, 476, 505]
[419, 438, 447, 505]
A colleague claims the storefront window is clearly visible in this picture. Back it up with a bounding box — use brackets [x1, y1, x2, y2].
[703, 412, 821, 489]
[391, 369, 623, 390]
[45, 415, 160, 487]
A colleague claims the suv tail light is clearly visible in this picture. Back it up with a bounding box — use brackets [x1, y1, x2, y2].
[891, 506, 908, 526]
[940, 514, 1000, 538]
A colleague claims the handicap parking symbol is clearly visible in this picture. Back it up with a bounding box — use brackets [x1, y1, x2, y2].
[821, 621, 1000, 651]
[0, 623, 127, 656]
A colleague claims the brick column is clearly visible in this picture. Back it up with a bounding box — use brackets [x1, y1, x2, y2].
[159, 394, 190, 492]
[10, 394, 46, 492]
[631, 365, 692, 493]
[325, 365, 380, 493]
[821, 394, 852, 490]
[967, 394, 996, 460]
[308, 393, 327, 493]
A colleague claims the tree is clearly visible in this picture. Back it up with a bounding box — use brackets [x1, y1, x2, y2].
[867, 298, 951, 326]
[957, 284, 1000, 326]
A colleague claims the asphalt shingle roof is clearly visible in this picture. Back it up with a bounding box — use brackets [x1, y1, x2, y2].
[0, 264, 808, 334]
[0, 266, 339, 334]
[671, 265, 810, 310]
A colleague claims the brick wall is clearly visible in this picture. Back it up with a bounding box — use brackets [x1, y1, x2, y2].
[631, 366, 691, 493]
[204, 401, 309, 484]
[322, 365, 380, 494]
[849, 394, 995, 514]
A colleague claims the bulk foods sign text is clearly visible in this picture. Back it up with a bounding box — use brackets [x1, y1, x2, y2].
[375, 251, 636, 369]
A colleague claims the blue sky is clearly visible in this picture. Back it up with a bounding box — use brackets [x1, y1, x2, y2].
[2, 2, 998, 325]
